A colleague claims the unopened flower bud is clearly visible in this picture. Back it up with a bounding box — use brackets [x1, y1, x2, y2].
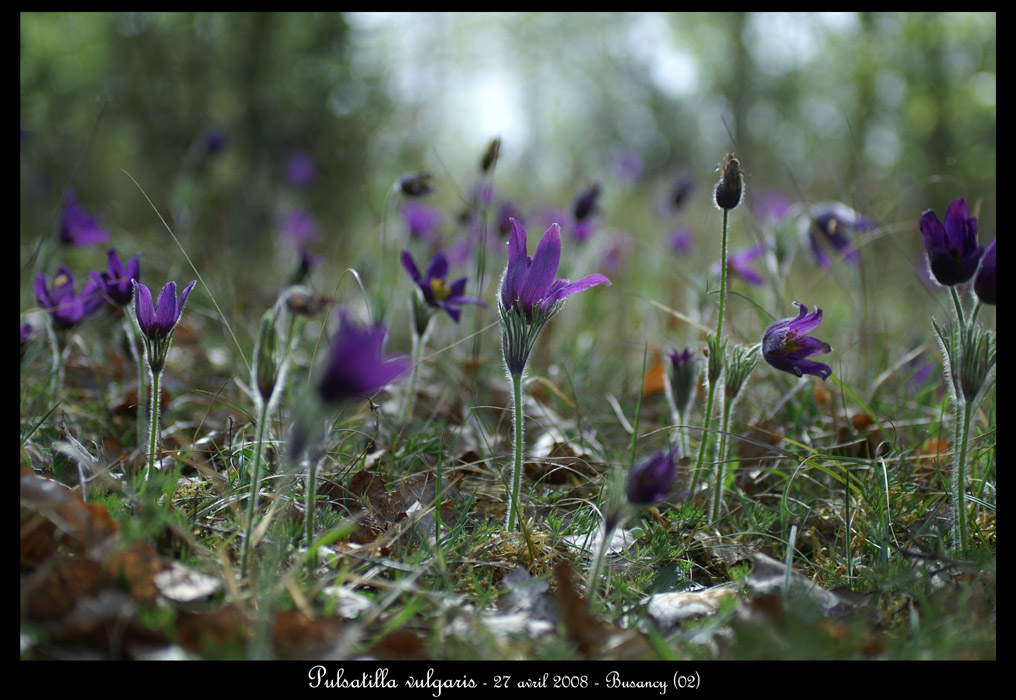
[253, 311, 279, 404]
[396, 172, 432, 197]
[481, 138, 501, 173]
[714, 153, 744, 211]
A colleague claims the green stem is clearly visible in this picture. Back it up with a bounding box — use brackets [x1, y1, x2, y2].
[710, 391, 733, 523]
[949, 286, 966, 330]
[716, 208, 730, 340]
[402, 327, 425, 425]
[952, 397, 973, 555]
[691, 377, 717, 497]
[306, 452, 319, 560]
[241, 397, 271, 576]
[147, 366, 162, 482]
[586, 518, 619, 610]
[506, 371, 525, 532]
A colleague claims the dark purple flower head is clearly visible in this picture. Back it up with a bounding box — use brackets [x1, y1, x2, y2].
[397, 172, 433, 198]
[34, 264, 105, 329]
[712, 245, 766, 286]
[90, 248, 142, 307]
[573, 183, 601, 222]
[133, 279, 197, 342]
[668, 172, 695, 212]
[60, 188, 110, 247]
[317, 311, 410, 404]
[806, 202, 874, 267]
[920, 198, 983, 287]
[627, 446, 679, 505]
[714, 153, 744, 211]
[762, 302, 832, 380]
[401, 249, 487, 323]
[974, 238, 995, 305]
[286, 150, 317, 189]
[500, 218, 611, 319]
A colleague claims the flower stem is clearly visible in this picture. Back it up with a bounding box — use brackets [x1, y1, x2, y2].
[241, 396, 271, 576]
[709, 390, 734, 523]
[951, 396, 973, 555]
[506, 371, 525, 532]
[146, 366, 162, 482]
[716, 208, 730, 340]
[402, 326, 426, 425]
[586, 518, 619, 610]
[122, 316, 145, 447]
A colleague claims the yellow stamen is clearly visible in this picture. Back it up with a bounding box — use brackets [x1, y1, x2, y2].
[430, 278, 451, 301]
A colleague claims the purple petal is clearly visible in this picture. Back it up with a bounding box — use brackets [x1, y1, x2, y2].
[179, 280, 197, 313]
[425, 252, 449, 282]
[508, 218, 527, 264]
[134, 281, 155, 332]
[788, 302, 823, 334]
[401, 250, 422, 283]
[920, 210, 946, 251]
[543, 273, 611, 307]
[519, 224, 561, 307]
[154, 282, 179, 331]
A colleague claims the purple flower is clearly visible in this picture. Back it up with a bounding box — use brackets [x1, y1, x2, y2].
[667, 348, 699, 414]
[34, 264, 105, 329]
[920, 198, 983, 287]
[627, 446, 679, 505]
[133, 280, 197, 342]
[401, 250, 487, 323]
[280, 207, 321, 249]
[611, 149, 643, 183]
[317, 312, 410, 404]
[807, 203, 873, 267]
[667, 172, 695, 213]
[974, 238, 995, 305]
[573, 183, 601, 222]
[402, 202, 443, 243]
[713, 245, 766, 286]
[500, 218, 611, 319]
[397, 172, 432, 197]
[90, 248, 142, 307]
[60, 189, 110, 247]
[202, 128, 229, 157]
[762, 302, 833, 380]
[286, 151, 317, 189]
[668, 228, 694, 254]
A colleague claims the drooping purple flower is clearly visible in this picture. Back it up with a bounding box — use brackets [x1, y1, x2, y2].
[920, 198, 983, 287]
[60, 188, 110, 247]
[712, 245, 766, 286]
[974, 238, 995, 305]
[34, 264, 105, 329]
[89, 248, 142, 307]
[286, 150, 317, 189]
[401, 250, 487, 323]
[762, 302, 833, 380]
[317, 312, 410, 404]
[500, 218, 611, 319]
[133, 279, 197, 342]
[626, 446, 680, 505]
[807, 202, 874, 267]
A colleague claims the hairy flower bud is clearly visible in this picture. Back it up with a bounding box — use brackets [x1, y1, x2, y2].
[714, 153, 744, 211]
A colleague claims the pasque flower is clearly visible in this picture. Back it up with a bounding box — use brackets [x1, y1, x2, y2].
[318, 311, 410, 404]
[974, 238, 996, 305]
[402, 250, 487, 323]
[627, 446, 680, 505]
[762, 302, 832, 379]
[920, 197, 983, 286]
[712, 245, 766, 286]
[35, 264, 105, 329]
[133, 280, 197, 342]
[806, 202, 873, 267]
[500, 218, 610, 320]
[60, 188, 110, 247]
[90, 248, 141, 307]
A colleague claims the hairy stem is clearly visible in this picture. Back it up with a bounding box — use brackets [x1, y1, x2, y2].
[506, 371, 525, 532]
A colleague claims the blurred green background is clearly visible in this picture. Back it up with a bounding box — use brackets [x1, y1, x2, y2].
[21, 12, 996, 376]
